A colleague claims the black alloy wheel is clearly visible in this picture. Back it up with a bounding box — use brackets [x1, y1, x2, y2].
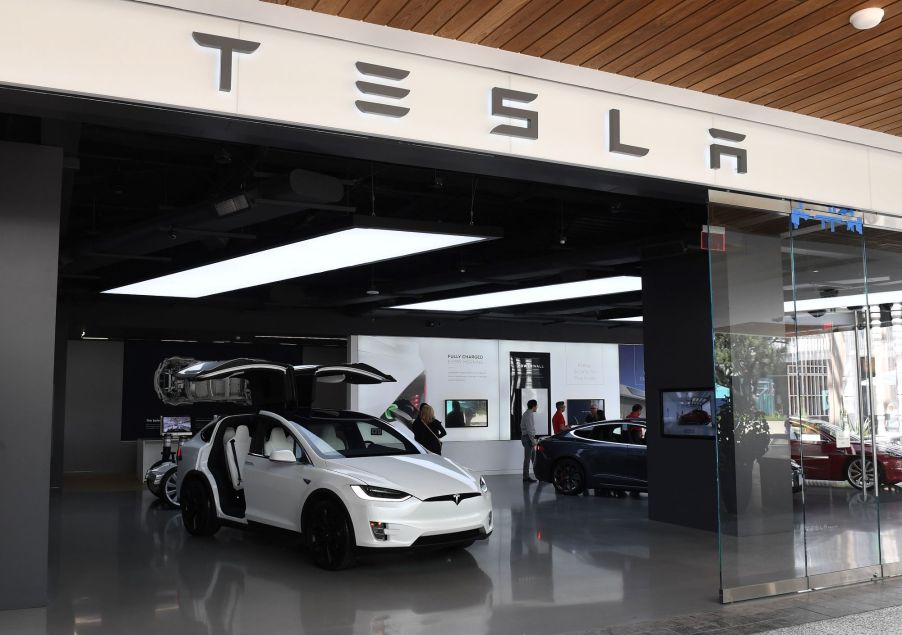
[552, 459, 585, 495]
[306, 499, 356, 570]
[180, 477, 220, 537]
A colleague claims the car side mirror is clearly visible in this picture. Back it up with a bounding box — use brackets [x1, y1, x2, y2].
[269, 449, 296, 463]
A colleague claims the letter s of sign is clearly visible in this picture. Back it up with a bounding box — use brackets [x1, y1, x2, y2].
[490, 87, 538, 140]
[192, 32, 261, 93]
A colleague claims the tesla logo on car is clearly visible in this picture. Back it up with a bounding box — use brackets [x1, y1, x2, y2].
[453, 494, 461, 505]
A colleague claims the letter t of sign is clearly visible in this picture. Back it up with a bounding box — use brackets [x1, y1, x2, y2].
[192, 32, 261, 92]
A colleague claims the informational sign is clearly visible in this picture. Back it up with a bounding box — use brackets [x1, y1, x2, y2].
[836, 430, 852, 449]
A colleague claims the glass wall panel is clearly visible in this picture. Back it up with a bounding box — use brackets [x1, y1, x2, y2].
[709, 201, 805, 593]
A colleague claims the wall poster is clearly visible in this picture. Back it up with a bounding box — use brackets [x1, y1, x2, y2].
[509, 352, 551, 439]
[619, 345, 646, 418]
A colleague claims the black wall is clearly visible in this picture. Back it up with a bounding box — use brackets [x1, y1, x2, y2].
[0, 141, 63, 609]
[643, 251, 718, 532]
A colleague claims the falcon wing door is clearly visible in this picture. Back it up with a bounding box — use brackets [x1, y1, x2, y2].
[292, 363, 396, 407]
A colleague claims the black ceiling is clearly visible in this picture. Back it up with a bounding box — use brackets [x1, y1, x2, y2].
[2, 109, 708, 339]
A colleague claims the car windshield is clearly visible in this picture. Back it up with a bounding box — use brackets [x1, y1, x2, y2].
[297, 418, 420, 459]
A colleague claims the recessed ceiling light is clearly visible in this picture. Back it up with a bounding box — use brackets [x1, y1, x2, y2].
[103, 227, 489, 298]
[850, 7, 884, 30]
[391, 276, 641, 312]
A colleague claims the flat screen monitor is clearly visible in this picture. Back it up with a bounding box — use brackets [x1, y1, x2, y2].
[566, 399, 606, 427]
[161, 415, 192, 436]
[661, 389, 715, 438]
[444, 399, 489, 428]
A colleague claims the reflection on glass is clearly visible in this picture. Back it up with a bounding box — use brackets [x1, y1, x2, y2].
[710, 203, 804, 593]
[709, 198, 902, 599]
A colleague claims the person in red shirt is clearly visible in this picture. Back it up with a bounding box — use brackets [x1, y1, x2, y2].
[626, 404, 643, 419]
[552, 401, 568, 434]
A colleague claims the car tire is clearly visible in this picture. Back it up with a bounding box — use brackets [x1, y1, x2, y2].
[552, 458, 585, 495]
[846, 457, 878, 490]
[180, 477, 220, 537]
[161, 468, 179, 509]
[305, 498, 356, 570]
[146, 476, 161, 497]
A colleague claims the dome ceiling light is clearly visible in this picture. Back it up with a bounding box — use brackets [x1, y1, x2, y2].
[850, 7, 885, 30]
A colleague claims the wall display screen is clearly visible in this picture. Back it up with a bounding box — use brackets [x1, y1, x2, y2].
[444, 399, 489, 427]
[161, 415, 192, 436]
[566, 399, 606, 427]
[661, 389, 715, 438]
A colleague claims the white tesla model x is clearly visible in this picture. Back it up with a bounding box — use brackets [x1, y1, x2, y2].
[170, 359, 493, 570]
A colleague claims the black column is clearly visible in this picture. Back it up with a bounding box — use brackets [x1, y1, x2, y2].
[0, 141, 63, 609]
[643, 251, 718, 531]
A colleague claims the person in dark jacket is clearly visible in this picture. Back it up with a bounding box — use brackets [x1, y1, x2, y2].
[412, 403, 447, 454]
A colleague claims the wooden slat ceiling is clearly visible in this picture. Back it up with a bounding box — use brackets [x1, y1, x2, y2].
[263, 0, 902, 136]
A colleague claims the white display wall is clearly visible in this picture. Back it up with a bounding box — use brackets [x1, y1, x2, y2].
[350, 335, 619, 473]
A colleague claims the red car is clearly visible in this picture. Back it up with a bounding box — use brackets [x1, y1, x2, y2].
[788, 419, 902, 489]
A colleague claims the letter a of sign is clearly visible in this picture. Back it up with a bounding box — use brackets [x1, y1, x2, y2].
[490, 88, 538, 140]
[709, 128, 748, 174]
[193, 32, 261, 92]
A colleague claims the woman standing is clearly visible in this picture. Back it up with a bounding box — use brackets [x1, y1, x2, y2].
[412, 403, 447, 454]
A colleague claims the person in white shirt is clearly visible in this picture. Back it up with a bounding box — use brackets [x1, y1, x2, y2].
[521, 399, 538, 482]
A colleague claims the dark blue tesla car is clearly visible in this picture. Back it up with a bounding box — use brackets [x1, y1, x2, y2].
[534, 420, 647, 495]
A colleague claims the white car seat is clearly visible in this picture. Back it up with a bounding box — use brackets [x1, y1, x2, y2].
[264, 427, 292, 456]
[224, 425, 251, 489]
[317, 424, 347, 452]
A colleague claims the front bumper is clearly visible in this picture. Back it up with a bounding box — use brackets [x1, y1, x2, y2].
[346, 490, 493, 548]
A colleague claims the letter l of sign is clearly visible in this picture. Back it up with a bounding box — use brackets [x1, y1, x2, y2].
[608, 109, 649, 157]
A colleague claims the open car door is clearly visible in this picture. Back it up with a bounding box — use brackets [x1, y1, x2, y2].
[293, 363, 395, 407]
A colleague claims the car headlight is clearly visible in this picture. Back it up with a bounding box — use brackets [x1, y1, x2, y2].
[479, 476, 489, 493]
[350, 485, 412, 502]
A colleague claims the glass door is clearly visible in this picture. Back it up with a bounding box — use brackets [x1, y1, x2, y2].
[788, 221, 881, 584]
[710, 192, 883, 600]
[860, 222, 902, 577]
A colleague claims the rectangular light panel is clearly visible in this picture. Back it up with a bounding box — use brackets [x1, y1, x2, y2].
[391, 276, 641, 312]
[611, 316, 643, 322]
[103, 227, 487, 298]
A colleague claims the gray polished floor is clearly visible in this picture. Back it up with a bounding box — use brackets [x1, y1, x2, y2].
[0, 475, 723, 635]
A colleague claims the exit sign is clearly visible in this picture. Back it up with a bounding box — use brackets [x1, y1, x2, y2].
[701, 225, 726, 251]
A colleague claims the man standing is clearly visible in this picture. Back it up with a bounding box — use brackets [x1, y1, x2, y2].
[585, 402, 605, 423]
[626, 404, 643, 419]
[552, 401, 568, 434]
[521, 399, 538, 482]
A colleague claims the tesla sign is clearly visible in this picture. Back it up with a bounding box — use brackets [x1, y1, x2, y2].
[192, 31, 749, 175]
